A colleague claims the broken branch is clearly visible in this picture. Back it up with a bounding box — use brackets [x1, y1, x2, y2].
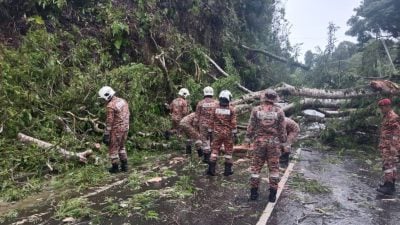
[17, 133, 93, 163]
[203, 53, 252, 94]
[240, 44, 310, 70]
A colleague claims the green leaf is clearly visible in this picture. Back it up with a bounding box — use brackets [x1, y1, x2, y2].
[114, 39, 123, 50]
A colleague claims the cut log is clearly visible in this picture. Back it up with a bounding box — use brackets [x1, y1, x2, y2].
[17, 133, 93, 163]
[240, 44, 310, 70]
[203, 53, 252, 94]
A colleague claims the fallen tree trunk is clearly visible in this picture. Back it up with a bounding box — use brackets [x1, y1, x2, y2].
[17, 133, 93, 163]
[240, 44, 310, 70]
[203, 53, 252, 94]
[275, 83, 374, 99]
[234, 80, 400, 105]
[283, 99, 350, 116]
[235, 99, 349, 116]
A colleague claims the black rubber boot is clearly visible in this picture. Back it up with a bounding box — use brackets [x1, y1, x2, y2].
[279, 152, 290, 168]
[269, 187, 277, 202]
[203, 153, 211, 164]
[223, 162, 234, 176]
[164, 130, 171, 140]
[207, 161, 216, 176]
[197, 148, 204, 157]
[250, 187, 259, 201]
[376, 181, 395, 195]
[120, 160, 128, 172]
[185, 142, 192, 155]
[108, 163, 120, 174]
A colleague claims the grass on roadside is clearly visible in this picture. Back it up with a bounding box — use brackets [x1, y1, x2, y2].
[54, 197, 98, 220]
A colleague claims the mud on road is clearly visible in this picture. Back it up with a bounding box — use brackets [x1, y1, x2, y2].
[271, 149, 400, 225]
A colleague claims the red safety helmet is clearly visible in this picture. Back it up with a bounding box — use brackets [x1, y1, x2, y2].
[378, 98, 392, 106]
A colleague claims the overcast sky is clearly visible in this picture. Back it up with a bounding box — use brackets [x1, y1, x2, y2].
[284, 0, 362, 61]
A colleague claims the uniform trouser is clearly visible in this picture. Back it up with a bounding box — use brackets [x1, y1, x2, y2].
[250, 140, 281, 189]
[179, 122, 202, 149]
[199, 125, 211, 154]
[180, 122, 201, 141]
[210, 132, 234, 164]
[379, 141, 398, 183]
[109, 130, 128, 164]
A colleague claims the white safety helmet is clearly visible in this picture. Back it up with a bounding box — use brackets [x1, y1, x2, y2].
[178, 88, 190, 98]
[203, 86, 214, 96]
[98, 86, 116, 101]
[219, 90, 232, 101]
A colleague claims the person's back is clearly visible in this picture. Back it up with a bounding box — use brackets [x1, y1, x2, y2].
[107, 96, 130, 131]
[246, 89, 286, 202]
[170, 97, 188, 119]
[207, 90, 237, 177]
[196, 97, 218, 127]
[247, 104, 286, 142]
[195, 86, 218, 162]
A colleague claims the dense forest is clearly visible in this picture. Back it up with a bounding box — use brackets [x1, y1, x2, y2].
[0, 0, 400, 224]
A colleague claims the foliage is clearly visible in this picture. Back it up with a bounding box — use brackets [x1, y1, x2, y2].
[169, 175, 196, 198]
[0, 0, 296, 203]
[347, 0, 400, 42]
[55, 197, 97, 219]
[128, 190, 161, 220]
[0, 210, 18, 224]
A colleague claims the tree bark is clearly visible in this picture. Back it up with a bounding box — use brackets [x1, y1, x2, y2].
[234, 99, 349, 116]
[203, 53, 252, 94]
[282, 99, 349, 116]
[240, 44, 310, 70]
[17, 133, 93, 163]
[234, 80, 400, 105]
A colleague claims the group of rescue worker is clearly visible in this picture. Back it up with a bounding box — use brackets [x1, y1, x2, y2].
[163, 86, 300, 202]
[97, 85, 399, 204]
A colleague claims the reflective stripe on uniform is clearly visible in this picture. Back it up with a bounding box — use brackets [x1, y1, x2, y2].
[216, 108, 231, 115]
[119, 148, 127, 154]
[224, 155, 233, 159]
[270, 172, 280, 178]
[251, 174, 260, 178]
[202, 103, 215, 108]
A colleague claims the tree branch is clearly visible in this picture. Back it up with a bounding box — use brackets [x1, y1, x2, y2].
[203, 53, 252, 94]
[240, 44, 310, 70]
[17, 133, 93, 163]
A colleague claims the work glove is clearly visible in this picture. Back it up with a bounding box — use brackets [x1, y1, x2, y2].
[103, 133, 110, 146]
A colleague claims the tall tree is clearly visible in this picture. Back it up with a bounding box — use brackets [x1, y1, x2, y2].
[347, 0, 400, 43]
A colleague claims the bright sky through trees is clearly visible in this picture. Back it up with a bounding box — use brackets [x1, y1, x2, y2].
[285, 0, 361, 60]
